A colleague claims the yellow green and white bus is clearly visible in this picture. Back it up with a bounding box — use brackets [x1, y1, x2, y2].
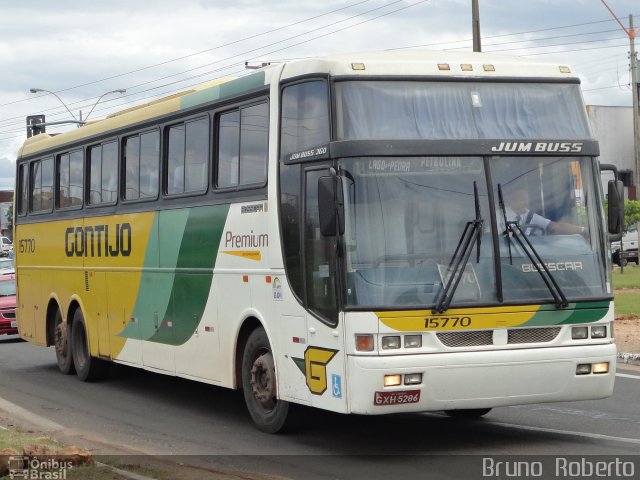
[15, 50, 624, 433]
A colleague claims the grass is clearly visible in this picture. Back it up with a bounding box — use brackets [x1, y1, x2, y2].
[611, 263, 640, 289]
[613, 291, 640, 317]
[612, 264, 640, 318]
[0, 426, 62, 451]
[0, 428, 132, 480]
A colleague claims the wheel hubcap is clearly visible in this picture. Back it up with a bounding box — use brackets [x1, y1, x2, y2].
[250, 352, 277, 409]
[55, 322, 67, 357]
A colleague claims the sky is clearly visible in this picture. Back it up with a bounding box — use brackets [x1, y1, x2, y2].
[0, 0, 638, 189]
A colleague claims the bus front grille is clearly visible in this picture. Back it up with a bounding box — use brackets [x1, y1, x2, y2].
[437, 327, 562, 348]
[507, 327, 561, 344]
[436, 331, 493, 347]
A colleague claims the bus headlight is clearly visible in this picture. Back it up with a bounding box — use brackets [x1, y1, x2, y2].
[381, 336, 401, 350]
[404, 335, 422, 348]
[384, 374, 402, 387]
[591, 326, 607, 338]
[404, 373, 423, 385]
[572, 326, 588, 340]
[592, 362, 609, 374]
[576, 364, 591, 375]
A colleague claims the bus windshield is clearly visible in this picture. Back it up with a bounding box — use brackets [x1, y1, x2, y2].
[335, 80, 592, 140]
[340, 155, 607, 309]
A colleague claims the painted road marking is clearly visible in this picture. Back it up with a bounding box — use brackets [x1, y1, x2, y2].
[616, 373, 640, 379]
[491, 422, 640, 445]
[0, 396, 64, 431]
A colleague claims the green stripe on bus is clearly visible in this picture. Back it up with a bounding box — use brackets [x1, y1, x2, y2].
[148, 204, 230, 345]
[119, 210, 189, 340]
[180, 72, 266, 110]
[522, 300, 609, 327]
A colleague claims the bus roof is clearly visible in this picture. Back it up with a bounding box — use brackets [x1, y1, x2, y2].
[19, 49, 578, 158]
[280, 49, 578, 81]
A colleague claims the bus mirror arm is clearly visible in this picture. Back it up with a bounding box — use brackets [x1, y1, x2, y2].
[318, 174, 345, 237]
[600, 163, 624, 240]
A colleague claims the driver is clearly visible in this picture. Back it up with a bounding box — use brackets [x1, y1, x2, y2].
[503, 188, 586, 236]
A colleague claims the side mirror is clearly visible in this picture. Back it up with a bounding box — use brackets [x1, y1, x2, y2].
[600, 163, 625, 241]
[607, 180, 624, 236]
[318, 174, 345, 237]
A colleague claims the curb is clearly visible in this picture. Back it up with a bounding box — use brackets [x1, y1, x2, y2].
[95, 462, 157, 480]
[618, 352, 640, 366]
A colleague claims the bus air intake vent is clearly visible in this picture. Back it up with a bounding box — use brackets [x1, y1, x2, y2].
[508, 327, 561, 344]
[436, 331, 493, 348]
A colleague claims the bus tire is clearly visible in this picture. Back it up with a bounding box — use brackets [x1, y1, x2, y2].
[54, 309, 74, 375]
[241, 327, 290, 433]
[444, 408, 492, 418]
[70, 309, 109, 382]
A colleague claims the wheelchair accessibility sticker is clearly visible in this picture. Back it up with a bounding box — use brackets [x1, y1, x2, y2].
[332, 374, 342, 399]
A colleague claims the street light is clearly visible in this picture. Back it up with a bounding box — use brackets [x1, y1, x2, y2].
[83, 89, 126, 122]
[29, 87, 79, 122]
[29, 87, 126, 125]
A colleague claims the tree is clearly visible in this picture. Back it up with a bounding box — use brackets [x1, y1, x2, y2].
[625, 199, 640, 231]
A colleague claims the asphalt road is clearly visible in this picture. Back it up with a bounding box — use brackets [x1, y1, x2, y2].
[0, 336, 638, 480]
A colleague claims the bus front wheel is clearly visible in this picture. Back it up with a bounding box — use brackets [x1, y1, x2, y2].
[70, 309, 109, 382]
[241, 327, 290, 433]
[54, 310, 74, 375]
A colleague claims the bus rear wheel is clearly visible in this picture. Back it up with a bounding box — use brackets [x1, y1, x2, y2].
[241, 328, 290, 433]
[70, 309, 109, 382]
[54, 310, 74, 375]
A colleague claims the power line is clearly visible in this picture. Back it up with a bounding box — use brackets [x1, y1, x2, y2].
[389, 16, 636, 51]
[0, 0, 375, 109]
[1, 8, 636, 140]
[0, 0, 430, 131]
[0, 0, 416, 127]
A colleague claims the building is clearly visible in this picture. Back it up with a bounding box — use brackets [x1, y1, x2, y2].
[0, 191, 13, 239]
[586, 105, 637, 200]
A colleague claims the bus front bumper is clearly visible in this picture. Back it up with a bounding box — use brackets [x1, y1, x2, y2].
[346, 343, 617, 415]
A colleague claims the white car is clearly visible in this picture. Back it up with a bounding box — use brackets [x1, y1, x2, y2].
[0, 237, 12, 257]
[611, 226, 639, 266]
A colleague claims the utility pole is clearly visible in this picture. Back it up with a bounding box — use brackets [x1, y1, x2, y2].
[600, 1, 640, 199]
[629, 14, 640, 197]
[472, 0, 481, 52]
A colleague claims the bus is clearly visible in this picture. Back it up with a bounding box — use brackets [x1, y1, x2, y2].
[15, 50, 624, 433]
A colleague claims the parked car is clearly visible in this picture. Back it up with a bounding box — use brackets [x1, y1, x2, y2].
[0, 274, 16, 335]
[0, 237, 12, 257]
[611, 226, 639, 267]
[0, 257, 14, 276]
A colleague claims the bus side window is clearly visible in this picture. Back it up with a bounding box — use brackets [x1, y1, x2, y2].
[17, 164, 27, 215]
[167, 118, 208, 195]
[124, 136, 141, 200]
[280, 81, 329, 157]
[123, 130, 161, 201]
[140, 131, 160, 199]
[57, 150, 83, 209]
[216, 102, 268, 189]
[102, 141, 118, 203]
[30, 157, 53, 212]
[304, 169, 338, 325]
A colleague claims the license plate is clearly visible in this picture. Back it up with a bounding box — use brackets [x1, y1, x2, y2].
[11, 321, 17, 328]
[374, 390, 420, 406]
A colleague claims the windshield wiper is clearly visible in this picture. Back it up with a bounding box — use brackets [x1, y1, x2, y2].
[432, 182, 483, 314]
[498, 184, 568, 309]
[497, 184, 513, 265]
